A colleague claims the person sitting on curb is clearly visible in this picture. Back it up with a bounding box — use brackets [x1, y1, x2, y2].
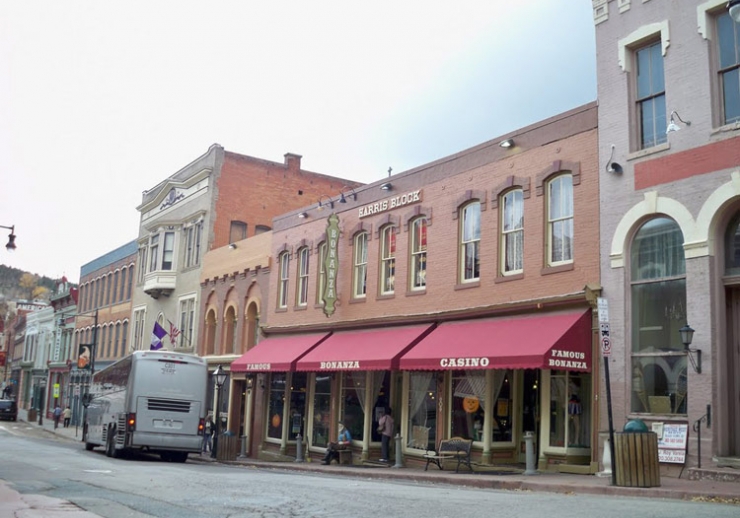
[321, 420, 352, 465]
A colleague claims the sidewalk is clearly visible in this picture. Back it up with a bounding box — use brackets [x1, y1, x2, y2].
[11, 408, 740, 506]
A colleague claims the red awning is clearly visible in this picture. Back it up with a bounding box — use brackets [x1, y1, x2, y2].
[295, 324, 436, 371]
[231, 333, 331, 373]
[399, 309, 592, 372]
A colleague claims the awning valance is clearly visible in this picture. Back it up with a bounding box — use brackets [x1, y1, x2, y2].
[230, 333, 331, 373]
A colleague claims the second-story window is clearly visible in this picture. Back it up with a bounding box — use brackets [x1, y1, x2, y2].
[380, 226, 396, 295]
[717, 12, 740, 125]
[501, 189, 524, 275]
[162, 232, 175, 270]
[184, 221, 203, 268]
[460, 202, 481, 282]
[410, 217, 427, 291]
[316, 241, 327, 305]
[278, 252, 290, 309]
[353, 232, 368, 298]
[297, 247, 309, 306]
[636, 40, 666, 149]
[149, 235, 159, 273]
[137, 246, 147, 283]
[547, 174, 574, 266]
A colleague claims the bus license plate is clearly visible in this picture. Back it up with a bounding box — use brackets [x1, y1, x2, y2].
[153, 419, 183, 430]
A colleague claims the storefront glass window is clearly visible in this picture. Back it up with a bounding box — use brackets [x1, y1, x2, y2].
[371, 372, 391, 442]
[451, 370, 486, 441]
[549, 370, 590, 448]
[311, 374, 332, 448]
[491, 370, 513, 442]
[267, 373, 286, 440]
[341, 372, 367, 441]
[407, 372, 437, 451]
[288, 372, 307, 441]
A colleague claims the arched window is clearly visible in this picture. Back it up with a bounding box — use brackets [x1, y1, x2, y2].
[380, 225, 396, 295]
[245, 302, 259, 353]
[230, 220, 247, 243]
[205, 309, 217, 356]
[224, 306, 237, 355]
[501, 189, 524, 274]
[296, 247, 310, 306]
[278, 252, 290, 309]
[410, 217, 427, 291]
[353, 232, 368, 298]
[459, 202, 481, 282]
[547, 174, 573, 266]
[630, 217, 686, 415]
[724, 211, 740, 276]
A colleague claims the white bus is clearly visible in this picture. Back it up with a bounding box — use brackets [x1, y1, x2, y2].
[83, 350, 208, 462]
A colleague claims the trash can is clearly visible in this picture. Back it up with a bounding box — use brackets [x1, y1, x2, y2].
[217, 431, 239, 461]
[27, 408, 37, 422]
[613, 419, 661, 487]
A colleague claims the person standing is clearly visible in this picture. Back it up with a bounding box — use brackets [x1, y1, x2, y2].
[62, 406, 72, 428]
[378, 407, 394, 463]
[53, 405, 62, 430]
[203, 415, 214, 454]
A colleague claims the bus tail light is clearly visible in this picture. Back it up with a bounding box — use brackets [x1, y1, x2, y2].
[127, 413, 136, 431]
[198, 418, 205, 435]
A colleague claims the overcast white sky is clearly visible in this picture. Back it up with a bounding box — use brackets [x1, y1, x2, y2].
[0, 1, 597, 284]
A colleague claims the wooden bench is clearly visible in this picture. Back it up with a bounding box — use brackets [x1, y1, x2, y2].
[337, 445, 352, 465]
[423, 437, 473, 473]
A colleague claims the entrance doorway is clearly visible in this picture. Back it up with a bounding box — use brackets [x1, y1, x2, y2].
[520, 369, 539, 462]
[725, 286, 740, 457]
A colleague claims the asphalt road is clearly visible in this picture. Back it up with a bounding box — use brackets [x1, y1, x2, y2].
[1, 421, 738, 518]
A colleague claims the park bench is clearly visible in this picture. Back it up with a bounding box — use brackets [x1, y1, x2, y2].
[423, 437, 473, 473]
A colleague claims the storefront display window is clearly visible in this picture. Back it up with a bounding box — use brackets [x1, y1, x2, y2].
[267, 373, 286, 440]
[451, 370, 485, 441]
[311, 374, 332, 448]
[371, 372, 391, 442]
[491, 370, 512, 442]
[407, 372, 436, 451]
[549, 370, 590, 448]
[288, 372, 307, 441]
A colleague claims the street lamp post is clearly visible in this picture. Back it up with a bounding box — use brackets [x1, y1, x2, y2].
[211, 366, 227, 459]
[38, 378, 47, 425]
[0, 224, 16, 252]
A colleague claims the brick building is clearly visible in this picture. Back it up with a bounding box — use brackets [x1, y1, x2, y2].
[594, 0, 740, 474]
[233, 103, 602, 471]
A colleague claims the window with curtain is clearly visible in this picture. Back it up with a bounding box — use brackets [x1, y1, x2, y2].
[717, 12, 740, 125]
[460, 202, 481, 282]
[501, 189, 524, 274]
[316, 241, 327, 305]
[149, 235, 159, 273]
[162, 231, 175, 270]
[267, 373, 287, 440]
[278, 252, 290, 309]
[630, 217, 687, 415]
[341, 372, 365, 441]
[635, 40, 667, 148]
[312, 374, 332, 448]
[371, 372, 390, 442]
[410, 217, 427, 291]
[353, 232, 368, 298]
[547, 174, 573, 266]
[297, 247, 309, 306]
[451, 370, 486, 441]
[407, 372, 436, 451]
[380, 225, 396, 295]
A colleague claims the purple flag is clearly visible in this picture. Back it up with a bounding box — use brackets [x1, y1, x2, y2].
[151, 322, 168, 350]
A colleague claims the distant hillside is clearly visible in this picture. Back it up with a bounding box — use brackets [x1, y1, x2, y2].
[0, 264, 57, 301]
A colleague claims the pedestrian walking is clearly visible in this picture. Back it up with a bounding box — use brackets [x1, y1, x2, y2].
[203, 414, 214, 453]
[53, 405, 62, 430]
[62, 406, 72, 428]
[378, 407, 394, 462]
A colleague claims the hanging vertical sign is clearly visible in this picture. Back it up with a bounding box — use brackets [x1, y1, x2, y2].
[322, 213, 339, 317]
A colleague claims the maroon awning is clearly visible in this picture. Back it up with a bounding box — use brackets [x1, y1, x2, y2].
[230, 333, 330, 373]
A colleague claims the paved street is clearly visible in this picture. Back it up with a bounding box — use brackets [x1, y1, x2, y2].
[1, 412, 740, 517]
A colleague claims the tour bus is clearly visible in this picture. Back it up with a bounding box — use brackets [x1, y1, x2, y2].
[83, 350, 208, 462]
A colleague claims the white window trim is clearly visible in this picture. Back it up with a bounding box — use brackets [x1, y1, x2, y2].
[297, 247, 310, 306]
[618, 21, 670, 72]
[501, 190, 524, 275]
[278, 252, 290, 308]
[460, 202, 481, 283]
[178, 294, 197, 349]
[380, 226, 396, 295]
[410, 218, 427, 291]
[697, 0, 728, 39]
[547, 175, 574, 267]
[353, 232, 368, 298]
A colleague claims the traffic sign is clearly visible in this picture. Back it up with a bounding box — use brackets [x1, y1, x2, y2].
[600, 322, 611, 356]
[597, 297, 609, 323]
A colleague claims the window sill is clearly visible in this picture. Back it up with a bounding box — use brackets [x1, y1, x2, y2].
[376, 293, 395, 301]
[406, 288, 427, 297]
[275, 307, 288, 313]
[293, 305, 308, 312]
[494, 273, 524, 284]
[349, 296, 367, 304]
[454, 280, 480, 291]
[710, 121, 740, 137]
[540, 263, 574, 276]
[313, 303, 325, 310]
[627, 142, 670, 162]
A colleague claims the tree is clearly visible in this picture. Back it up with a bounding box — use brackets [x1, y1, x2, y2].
[32, 286, 49, 300]
[19, 273, 38, 300]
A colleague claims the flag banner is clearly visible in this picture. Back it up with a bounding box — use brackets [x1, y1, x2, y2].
[168, 320, 181, 346]
[77, 344, 92, 369]
[151, 322, 168, 350]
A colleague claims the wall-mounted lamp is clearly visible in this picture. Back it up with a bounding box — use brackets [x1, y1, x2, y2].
[317, 195, 334, 210]
[679, 324, 701, 373]
[380, 182, 392, 191]
[499, 138, 515, 149]
[298, 212, 308, 219]
[605, 144, 623, 174]
[666, 111, 691, 134]
[729, 0, 740, 23]
[1, 224, 16, 252]
[339, 189, 357, 204]
[228, 243, 237, 250]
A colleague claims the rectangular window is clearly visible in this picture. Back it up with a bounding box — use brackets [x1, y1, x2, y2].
[316, 242, 327, 305]
[278, 252, 290, 308]
[297, 248, 309, 306]
[267, 373, 287, 440]
[312, 374, 332, 448]
[548, 175, 574, 265]
[636, 41, 667, 149]
[718, 12, 740, 125]
[112, 271, 119, 304]
[501, 190, 524, 274]
[149, 235, 159, 273]
[341, 372, 366, 442]
[179, 297, 196, 349]
[161, 231, 175, 270]
[460, 202, 481, 282]
[380, 226, 396, 295]
[230, 220, 247, 243]
[137, 246, 147, 283]
[132, 308, 146, 351]
[353, 232, 368, 298]
[122, 321, 128, 353]
[184, 222, 203, 268]
[410, 218, 427, 290]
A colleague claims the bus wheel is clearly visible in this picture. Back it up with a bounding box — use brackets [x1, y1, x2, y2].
[171, 452, 188, 463]
[106, 427, 119, 458]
